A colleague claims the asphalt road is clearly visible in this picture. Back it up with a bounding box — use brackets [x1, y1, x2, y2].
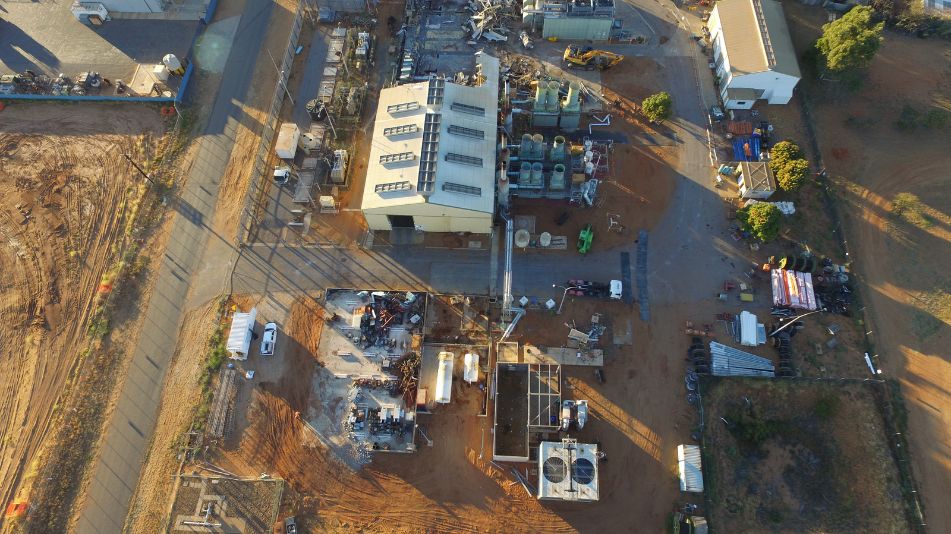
[74, 1, 277, 531]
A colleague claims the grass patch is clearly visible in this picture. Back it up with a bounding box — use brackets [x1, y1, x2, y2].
[890, 192, 934, 229]
[814, 394, 840, 420]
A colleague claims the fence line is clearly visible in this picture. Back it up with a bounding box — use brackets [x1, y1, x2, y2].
[236, 0, 313, 245]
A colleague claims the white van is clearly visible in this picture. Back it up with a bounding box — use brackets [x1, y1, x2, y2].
[260, 322, 278, 356]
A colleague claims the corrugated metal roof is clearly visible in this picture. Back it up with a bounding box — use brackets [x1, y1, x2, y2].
[712, 0, 800, 78]
[678, 444, 704, 493]
[361, 53, 500, 215]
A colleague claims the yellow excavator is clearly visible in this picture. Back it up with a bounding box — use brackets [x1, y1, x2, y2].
[563, 45, 624, 71]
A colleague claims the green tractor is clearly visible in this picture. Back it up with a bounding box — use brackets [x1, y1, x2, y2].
[577, 224, 594, 254]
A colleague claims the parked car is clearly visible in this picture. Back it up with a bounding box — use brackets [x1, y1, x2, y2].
[284, 516, 297, 534]
[594, 368, 605, 384]
[260, 322, 278, 356]
[710, 105, 725, 122]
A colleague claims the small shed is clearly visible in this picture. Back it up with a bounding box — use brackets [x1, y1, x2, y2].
[678, 444, 705, 493]
[226, 308, 257, 360]
[736, 161, 777, 199]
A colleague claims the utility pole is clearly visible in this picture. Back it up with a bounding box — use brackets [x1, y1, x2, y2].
[267, 49, 295, 106]
[123, 153, 156, 185]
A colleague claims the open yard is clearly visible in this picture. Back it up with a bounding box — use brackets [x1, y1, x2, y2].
[782, 4, 951, 530]
[703, 378, 910, 533]
[0, 103, 167, 529]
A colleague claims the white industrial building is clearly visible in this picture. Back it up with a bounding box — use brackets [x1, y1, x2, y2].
[709, 0, 801, 109]
[360, 52, 499, 235]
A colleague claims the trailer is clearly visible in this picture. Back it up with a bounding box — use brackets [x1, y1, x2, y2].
[275, 123, 301, 160]
[566, 279, 622, 300]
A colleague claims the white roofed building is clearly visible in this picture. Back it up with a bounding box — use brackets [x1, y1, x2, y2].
[709, 0, 801, 109]
[361, 53, 500, 235]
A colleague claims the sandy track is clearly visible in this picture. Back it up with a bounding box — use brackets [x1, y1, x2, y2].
[0, 104, 164, 523]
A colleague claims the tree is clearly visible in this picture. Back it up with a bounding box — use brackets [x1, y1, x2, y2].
[815, 6, 885, 73]
[776, 159, 810, 192]
[737, 202, 782, 242]
[768, 140, 805, 173]
[641, 92, 673, 123]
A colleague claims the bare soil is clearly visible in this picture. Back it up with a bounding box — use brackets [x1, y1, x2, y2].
[784, 4, 951, 530]
[703, 379, 909, 533]
[0, 103, 165, 529]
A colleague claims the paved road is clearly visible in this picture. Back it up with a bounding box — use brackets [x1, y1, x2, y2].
[75, 1, 277, 531]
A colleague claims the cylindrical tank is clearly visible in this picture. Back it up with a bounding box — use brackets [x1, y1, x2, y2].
[551, 163, 566, 188]
[565, 81, 581, 109]
[584, 139, 593, 152]
[498, 169, 510, 206]
[531, 162, 543, 183]
[515, 229, 531, 248]
[584, 150, 594, 163]
[551, 135, 566, 161]
[534, 79, 547, 108]
[585, 161, 595, 175]
[162, 54, 184, 75]
[532, 133, 544, 158]
[520, 162, 532, 181]
[521, 133, 533, 157]
[539, 232, 552, 247]
[546, 80, 561, 110]
[435, 352, 454, 404]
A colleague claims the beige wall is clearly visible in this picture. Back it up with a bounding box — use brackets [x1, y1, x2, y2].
[364, 204, 492, 234]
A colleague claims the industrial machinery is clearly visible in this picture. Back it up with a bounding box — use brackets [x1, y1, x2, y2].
[563, 45, 624, 71]
[577, 224, 594, 254]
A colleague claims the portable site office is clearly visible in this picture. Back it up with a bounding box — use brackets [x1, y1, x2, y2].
[227, 308, 257, 360]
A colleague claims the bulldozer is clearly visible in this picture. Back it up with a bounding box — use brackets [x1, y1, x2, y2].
[563, 45, 624, 71]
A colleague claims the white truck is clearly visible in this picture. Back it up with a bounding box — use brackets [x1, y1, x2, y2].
[275, 123, 301, 160]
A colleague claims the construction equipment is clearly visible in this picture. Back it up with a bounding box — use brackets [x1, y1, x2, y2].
[563, 45, 624, 71]
[577, 224, 593, 254]
[566, 279, 622, 300]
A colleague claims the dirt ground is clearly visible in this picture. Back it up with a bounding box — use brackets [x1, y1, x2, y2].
[783, 4, 951, 530]
[703, 379, 909, 533]
[0, 103, 166, 527]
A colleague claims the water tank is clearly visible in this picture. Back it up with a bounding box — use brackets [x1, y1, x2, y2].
[584, 150, 594, 163]
[534, 80, 547, 109]
[532, 134, 544, 159]
[547, 80, 561, 110]
[565, 81, 581, 109]
[519, 162, 532, 181]
[515, 229, 531, 248]
[584, 139, 593, 152]
[162, 54, 184, 75]
[585, 161, 595, 175]
[435, 352, 454, 404]
[539, 232, 552, 247]
[551, 135, 566, 161]
[531, 162, 543, 183]
[521, 133, 534, 157]
[551, 163, 566, 190]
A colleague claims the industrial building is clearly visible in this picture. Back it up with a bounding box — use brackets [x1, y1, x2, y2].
[522, 0, 617, 41]
[360, 52, 500, 235]
[708, 0, 801, 109]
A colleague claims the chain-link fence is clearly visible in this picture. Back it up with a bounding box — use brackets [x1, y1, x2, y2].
[237, 0, 314, 244]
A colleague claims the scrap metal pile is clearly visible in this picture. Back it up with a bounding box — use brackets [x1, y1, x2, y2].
[356, 291, 423, 349]
[466, 0, 520, 43]
[0, 70, 138, 97]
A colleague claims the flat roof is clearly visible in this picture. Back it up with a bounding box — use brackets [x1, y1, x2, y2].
[714, 0, 800, 78]
[361, 53, 500, 215]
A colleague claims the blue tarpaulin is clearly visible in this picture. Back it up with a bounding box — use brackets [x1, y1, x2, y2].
[732, 136, 761, 162]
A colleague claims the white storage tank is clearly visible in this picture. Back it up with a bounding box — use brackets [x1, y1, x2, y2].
[435, 352, 454, 404]
[162, 54, 185, 75]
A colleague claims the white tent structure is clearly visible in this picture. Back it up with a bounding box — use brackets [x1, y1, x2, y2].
[464, 353, 480, 384]
[678, 444, 704, 493]
[227, 308, 257, 360]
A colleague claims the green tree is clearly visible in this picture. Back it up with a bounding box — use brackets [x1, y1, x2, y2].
[737, 202, 782, 242]
[641, 92, 673, 123]
[816, 6, 885, 73]
[776, 159, 810, 192]
[768, 140, 804, 174]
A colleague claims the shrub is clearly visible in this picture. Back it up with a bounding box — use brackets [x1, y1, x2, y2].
[814, 395, 840, 420]
[737, 202, 782, 242]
